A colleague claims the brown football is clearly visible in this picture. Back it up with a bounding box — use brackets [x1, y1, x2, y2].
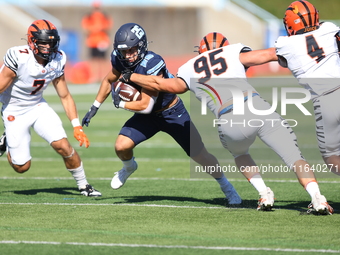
[112, 81, 142, 102]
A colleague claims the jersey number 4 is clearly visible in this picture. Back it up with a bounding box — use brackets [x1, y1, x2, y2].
[194, 48, 227, 83]
[306, 35, 325, 63]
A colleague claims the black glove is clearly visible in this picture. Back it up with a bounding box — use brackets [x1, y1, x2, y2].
[112, 87, 121, 108]
[119, 69, 133, 84]
[82, 105, 99, 127]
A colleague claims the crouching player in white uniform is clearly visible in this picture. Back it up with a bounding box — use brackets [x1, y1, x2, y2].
[123, 32, 333, 214]
[0, 19, 101, 197]
[276, 2, 340, 178]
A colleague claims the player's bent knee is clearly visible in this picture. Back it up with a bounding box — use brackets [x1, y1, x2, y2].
[51, 138, 73, 158]
[12, 161, 31, 173]
[115, 139, 135, 153]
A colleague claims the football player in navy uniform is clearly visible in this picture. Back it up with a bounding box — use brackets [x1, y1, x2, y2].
[82, 23, 241, 204]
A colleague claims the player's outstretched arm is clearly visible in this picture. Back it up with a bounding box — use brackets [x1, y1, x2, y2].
[130, 73, 188, 94]
[82, 68, 120, 127]
[240, 47, 278, 67]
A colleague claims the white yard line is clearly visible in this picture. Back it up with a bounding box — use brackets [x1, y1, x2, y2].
[0, 176, 339, 183]
[0, 202, 224, 209]
[0, 240, 339, 253]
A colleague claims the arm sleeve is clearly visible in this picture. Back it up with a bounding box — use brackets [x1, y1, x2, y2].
[335, 31, 340, 52]
[3, 48, 18, 74]
[133, 95, 157, 114]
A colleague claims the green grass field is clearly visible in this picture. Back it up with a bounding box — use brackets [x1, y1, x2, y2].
[1, 81, 340, 255]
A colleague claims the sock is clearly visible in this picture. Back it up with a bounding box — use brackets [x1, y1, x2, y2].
[305, 181, 321, 199]
[215, 174, 230, 187]
[67, 162, 88, 189]
[123, 157, 136, 171]
[248, 173, 267, 194]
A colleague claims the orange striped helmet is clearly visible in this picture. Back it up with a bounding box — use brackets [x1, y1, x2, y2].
[198, 32, 229, 54]
[283, 1, 319, 36]
[27, 19, 60, 62]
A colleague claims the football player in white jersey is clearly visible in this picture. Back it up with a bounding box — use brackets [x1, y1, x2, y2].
[121, 32, 333, 214]
[275, 0, 340, 180]
[0, 19, 101, 197]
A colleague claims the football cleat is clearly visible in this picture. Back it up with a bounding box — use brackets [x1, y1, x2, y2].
[79, 184, 102, 197]
[308, 193, 333, 215]
[0, 132, 6, 157]
[111, 160, 138, 189]
[221, 184, 242, 205]
[257, 187, 274, 211]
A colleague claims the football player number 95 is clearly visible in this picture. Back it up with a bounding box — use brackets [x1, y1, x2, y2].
[194, 48, 227, 84]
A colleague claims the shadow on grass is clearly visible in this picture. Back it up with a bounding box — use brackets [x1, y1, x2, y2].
[5, 188, 339, 214]
[8, 187, 80, 196]
[101, 195, 340, 214]
[100, 195, 258, 209]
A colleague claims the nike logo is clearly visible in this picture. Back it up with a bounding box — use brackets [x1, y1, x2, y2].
[121, 90, 133, 96]
[178, 111, 185, 117]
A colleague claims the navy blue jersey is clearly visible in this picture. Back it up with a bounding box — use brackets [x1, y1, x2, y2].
[111, 50, 176, 112]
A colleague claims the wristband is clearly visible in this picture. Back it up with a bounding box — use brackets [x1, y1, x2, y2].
[71, 118, 81, 127]
[119, 101, 126, 109]
[93, 100, 101, 108]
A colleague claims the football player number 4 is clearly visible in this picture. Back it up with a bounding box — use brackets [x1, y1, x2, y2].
[194, 48, 227, 83]
[306, 35, 325, 63]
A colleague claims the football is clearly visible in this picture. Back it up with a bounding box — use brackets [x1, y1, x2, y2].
[112, 81, 142, 102]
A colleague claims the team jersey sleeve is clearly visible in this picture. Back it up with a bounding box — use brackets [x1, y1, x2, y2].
[143, 54, 166, 76]
[176, 64, 191, 89]
[3, 47, 18, 74]
[57, 50, 67, 77]
[240, 46, 252, 53]
[274, 36, 290, 68]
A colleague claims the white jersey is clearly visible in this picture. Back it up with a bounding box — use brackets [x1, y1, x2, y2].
[177, 43, 256, 117]
[275, 22, 340, 97]
[177, 43, 304, 166]
[0, 45, 66, 113]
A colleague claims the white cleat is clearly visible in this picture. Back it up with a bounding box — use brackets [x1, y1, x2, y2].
[79, 184, 102, 197]
[308, 193, 333, 215]
[111, 161, 138, 189]
[257, 187, 274, 211]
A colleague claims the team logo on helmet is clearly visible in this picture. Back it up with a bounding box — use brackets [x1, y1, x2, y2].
[114, 23, 148, 68]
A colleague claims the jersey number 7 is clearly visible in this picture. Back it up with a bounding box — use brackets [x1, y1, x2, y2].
[31, 79, 45, 95]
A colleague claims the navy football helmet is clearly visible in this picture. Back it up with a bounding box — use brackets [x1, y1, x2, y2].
[114, 23, 148, 68]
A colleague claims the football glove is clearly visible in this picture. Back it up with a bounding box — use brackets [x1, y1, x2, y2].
[119, 69, 133, 84]
[73, 126, 90, 148]
[112, 86, 121, 108]
[82, 105, 98, 127]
